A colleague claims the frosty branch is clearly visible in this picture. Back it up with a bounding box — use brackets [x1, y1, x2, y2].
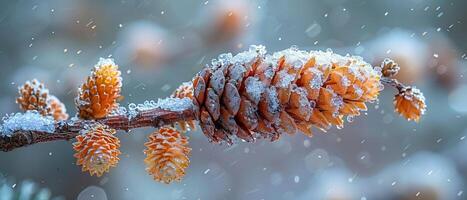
[0, 45, 426, 183]
[0, 105, 195, 152]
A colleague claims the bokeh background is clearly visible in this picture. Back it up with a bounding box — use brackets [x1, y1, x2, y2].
[0, 0, 466, 199]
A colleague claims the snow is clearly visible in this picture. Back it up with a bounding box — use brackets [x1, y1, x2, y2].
[245, 77, 265, 104]
[276, 71, 295, 88]
[265, 87, 280, 114]
[330, 92, 344, 112]
[209, 69, 226, 95]
[124, 97, 193, 119]
[353, 85, 364, 98]
[217, 53, 233, 66]
[272, 46, 310, 66]
[308, 69, 324, 89]
[1, 110, 55, 136]
[228, 63, 246, 83]
[231, 45, 266, 65]
[95, 57, 116, 68]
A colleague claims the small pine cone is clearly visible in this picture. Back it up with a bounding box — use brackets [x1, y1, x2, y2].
[192, 45, 383, 144]
[77, 58, 122, 119]
[171, 82, 196, 132]
[17, 79, 51, 116]
[394, 86, 426, 122]
[381, 58, 400, 77]
[73, 124, 121, 177]
[17, 79, 68, 121]
[48, 95, 69, 120]
[144, 126, 191, 184]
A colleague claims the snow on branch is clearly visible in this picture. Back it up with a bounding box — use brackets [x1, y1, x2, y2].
[0, 98, 195, 152]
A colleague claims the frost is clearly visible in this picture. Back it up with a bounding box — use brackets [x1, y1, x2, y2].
[109, 106, 128, 116]
[126, 98, 193, 119]
[273, 46, 310, 66]
[353, 85, 364, 98]
[263, 64, 276, 79]
[340, 75, 351, 87]
[209, 69, 225, 94]
[217, 53, 233, 66]
[95, 57, 116, 68]
[245, 77, 265, 104]
[232, 45, 266, 65]
[330, 93, 344, 111]
[308, 69, 324, 89]
[266, 87, 280, 114]
[277, 71, 295, 88]
[228, 63, 246, 82]
[1, 111, 55, 136]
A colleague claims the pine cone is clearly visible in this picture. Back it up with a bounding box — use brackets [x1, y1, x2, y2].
[17, 79, 51, 116]
[171, 82, 196, 132]
[381, 58, 400, 77]
[394, 86, 426, 122]
[73, 124, 121, 177]
[48, 95, 69, 121]
[192, 45, 383, 144]
[144, 126, 191, 184]
[77, 58, 122, 119]
[16, 79, 68, 120]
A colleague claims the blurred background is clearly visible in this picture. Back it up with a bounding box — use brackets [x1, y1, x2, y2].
[0, 0, 466, 199]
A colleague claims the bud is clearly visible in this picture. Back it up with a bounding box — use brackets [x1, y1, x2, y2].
[394, 86, 426, 122]
[381, 58, 400, 77]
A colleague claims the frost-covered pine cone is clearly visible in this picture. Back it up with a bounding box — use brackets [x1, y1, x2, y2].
[16, 79, 68, 121]
[144, 126, 191, 184]
[394, 86, 426, 122]
[192, 45, 383, 144]
[76, 58, 122, 119]
[381, 58, 400, 78]
[73, 124, 121, 177]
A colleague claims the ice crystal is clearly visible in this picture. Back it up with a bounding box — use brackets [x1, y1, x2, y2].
[309, 69, 324, 89]
[126, 98, 193, 119]
[231, 45, 266, 65]
[95, 57, 116, 69]
[245, 77, 265, 104]
[277, 71, 295, 88]
[266, 87, 280, 114]
[1, 110, 55, 136]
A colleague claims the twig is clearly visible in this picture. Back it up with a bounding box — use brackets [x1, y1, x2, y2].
[381, 77, 405, 91]
[0, 107, 195, 152]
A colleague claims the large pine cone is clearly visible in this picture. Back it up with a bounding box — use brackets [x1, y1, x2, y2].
[192, 45, 383, 144]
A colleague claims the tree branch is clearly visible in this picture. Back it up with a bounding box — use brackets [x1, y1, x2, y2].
[0, 107, 195, 152]
[381, 77, 405, 91]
